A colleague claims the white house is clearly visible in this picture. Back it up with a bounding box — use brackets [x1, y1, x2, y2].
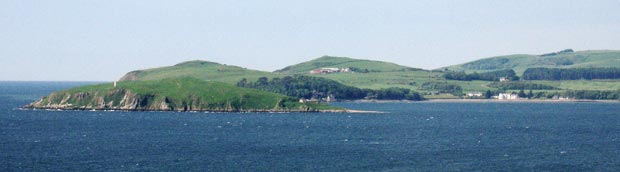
[499, 77, 509, 82]
[498, 93, 519, 100]
[466, 92, 483, 97]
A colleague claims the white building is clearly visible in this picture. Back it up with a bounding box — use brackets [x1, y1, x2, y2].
[498, 93, 519, 100]
[499, 77, 509, 82]
[309, 67, 351, 74]
[326, 94, 336, 102]
[466, 92, 483, 97]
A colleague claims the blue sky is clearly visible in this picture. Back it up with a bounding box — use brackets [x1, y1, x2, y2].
[1, 0, 619, 81]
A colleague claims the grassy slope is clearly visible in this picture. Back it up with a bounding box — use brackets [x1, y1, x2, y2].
[274, 56, 442, 92]
[275, 56, 421, 74]
[119, 60, 281, 84]
[443, 50, 620, 75]
[39, 78, 338, 111]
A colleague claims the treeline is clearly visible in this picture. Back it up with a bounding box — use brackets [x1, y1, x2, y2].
[487, 82, 557, 90]
[560, 90, 620, 100]
[528, 90, 620, 100]
[479, 89, 620, 100]
[522, 67, 620, 80]
[237, 75, 423, 100]
[421, 82, 463, 95]
[443, 69, 520, 81]
[348, 67, 377, 73]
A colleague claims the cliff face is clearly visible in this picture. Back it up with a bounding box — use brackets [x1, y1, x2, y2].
[24, 88, 168, 111]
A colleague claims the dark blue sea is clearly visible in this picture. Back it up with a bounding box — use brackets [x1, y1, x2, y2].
[1, 82, 620, 171]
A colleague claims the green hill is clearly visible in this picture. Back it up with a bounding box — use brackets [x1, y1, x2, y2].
[119, 60, 279, 84]
[275, 56, 422, 74]
[272, 56, 438, 92]
[442, 50, 620, 75]
[25, 78, 338, 112]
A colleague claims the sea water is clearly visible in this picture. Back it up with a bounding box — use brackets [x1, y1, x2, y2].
[1, 82, 620, 171]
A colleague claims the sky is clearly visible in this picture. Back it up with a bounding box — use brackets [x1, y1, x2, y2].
[1, 0, 619, 81]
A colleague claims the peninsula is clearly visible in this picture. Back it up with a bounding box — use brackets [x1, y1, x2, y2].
[24, 77, 341, 112]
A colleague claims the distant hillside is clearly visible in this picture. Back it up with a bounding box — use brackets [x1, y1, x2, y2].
[442, 50, 620, 75]
[25, 78, 337, 112]
[119, 60, 278, 84]
[275, 56, 422, 74]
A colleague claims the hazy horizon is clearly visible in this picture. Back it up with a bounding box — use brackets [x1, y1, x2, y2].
[2, 0, 619, 81]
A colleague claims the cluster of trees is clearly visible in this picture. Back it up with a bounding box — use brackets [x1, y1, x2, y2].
[421, 82, 463, 95]
[443, 69, 520, 81]
[237, 75, 423, 100]
[368, 87, 423, 100]
[348, 67, 372, 73]
[487, 82, 557, 90]
[237, 76, 366, 99]
[522, 68, 620, 80]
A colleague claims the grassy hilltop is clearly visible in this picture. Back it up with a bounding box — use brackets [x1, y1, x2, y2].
[26, 78, 338, 112]
[119, 60, 281, 84]
[275, 56, 422, 74]
[442, 50, 620, 75]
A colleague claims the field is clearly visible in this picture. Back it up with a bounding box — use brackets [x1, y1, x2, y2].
[531, 80, 620, 91]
